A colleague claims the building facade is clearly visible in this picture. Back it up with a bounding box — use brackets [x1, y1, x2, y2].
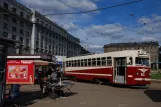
[0, 0, 32, 55]
[104, 41, 159, 69]
[159, 46, 161, 69]
[0, 0, 81, 57]
[80, 46, 91, 55]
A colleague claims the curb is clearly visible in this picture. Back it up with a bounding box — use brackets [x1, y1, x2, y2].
[151, 79, 161, 83]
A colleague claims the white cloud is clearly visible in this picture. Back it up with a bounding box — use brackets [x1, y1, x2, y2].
[62, 22, 78, 31]
[19, 0, 97, 13]
[86, 24, 124, 39]
[88, 44, 103, 49]
[19, 0, 97, 31]
[142, 37, 157, 41]
[138, 14, 161, 35]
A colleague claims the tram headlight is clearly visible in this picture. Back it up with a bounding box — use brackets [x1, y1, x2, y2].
[136, 72, 139, 76]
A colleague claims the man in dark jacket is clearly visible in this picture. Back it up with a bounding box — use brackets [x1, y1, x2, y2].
[50, 69, 58, 83]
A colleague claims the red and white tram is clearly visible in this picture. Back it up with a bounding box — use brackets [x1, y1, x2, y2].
[64, 49, 151, 86]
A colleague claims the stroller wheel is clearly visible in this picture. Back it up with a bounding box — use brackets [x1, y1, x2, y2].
[49, 91, 59, 99]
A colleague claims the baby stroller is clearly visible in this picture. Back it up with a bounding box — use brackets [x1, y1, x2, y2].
[42, 75, 64, 99]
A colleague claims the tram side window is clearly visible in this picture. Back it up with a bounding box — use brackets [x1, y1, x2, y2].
[97, 58, 101, 66]
[88, 59, 91, 66]
[107, 57, 112, 66]
[102, 57, 106, 66]
[71, 60, 74, 67]
[128, 57, 133, 65]
[81, 59, 84, 67]
[69, 61, 72, 67]
[77, 60, 80, 67]
[84, 59, 88, 66]
[73, 60, 76, 67]
[92, 58, 96, 66]
[75, 60, 78, 67]
[66, 61, 69, 67]
[107, 60, 112, 66]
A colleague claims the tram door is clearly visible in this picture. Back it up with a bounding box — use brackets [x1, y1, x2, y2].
[114, 57, 126, 84]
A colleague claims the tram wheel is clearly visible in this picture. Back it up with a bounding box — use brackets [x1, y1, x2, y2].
[72, 77, 78, 82]
[94, 79, 103, 85]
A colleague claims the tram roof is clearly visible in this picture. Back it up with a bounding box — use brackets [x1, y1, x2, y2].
[65, 49, 149, 60]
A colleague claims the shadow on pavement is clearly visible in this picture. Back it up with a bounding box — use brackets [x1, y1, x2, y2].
[73, 79, 149, 89]
[109, 84, 149, 89]
[4, 90, 78, 107]
[64, 92, 78, 97]
[4, 90, 43, 107]
[144, 90, 161, 102]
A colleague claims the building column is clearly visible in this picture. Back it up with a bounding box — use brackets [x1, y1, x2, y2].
[30, 11, 37, 54]
[31, 24, 36, 54]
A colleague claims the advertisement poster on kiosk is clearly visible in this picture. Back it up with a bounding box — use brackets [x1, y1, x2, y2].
[6, 60, 35, 84]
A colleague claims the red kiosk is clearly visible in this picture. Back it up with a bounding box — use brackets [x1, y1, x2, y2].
[6, 55, 56, 98]
[6, 54, 56, 85]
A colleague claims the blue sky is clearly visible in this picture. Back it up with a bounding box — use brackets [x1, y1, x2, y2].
[18, 0, 161, 53]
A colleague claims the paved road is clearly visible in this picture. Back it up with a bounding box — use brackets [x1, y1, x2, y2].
[7, 81, 161, 107]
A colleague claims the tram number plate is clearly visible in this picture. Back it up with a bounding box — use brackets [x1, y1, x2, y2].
[141, 73, 145, 76]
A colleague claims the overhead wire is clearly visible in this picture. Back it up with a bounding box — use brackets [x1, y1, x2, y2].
[53, 0, 147, 41]
[44, 0, 143, 16]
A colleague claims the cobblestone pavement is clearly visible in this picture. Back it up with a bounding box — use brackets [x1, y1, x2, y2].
[6, 81, 161, 107]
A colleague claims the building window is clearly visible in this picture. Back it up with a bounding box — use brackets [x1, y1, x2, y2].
[26, 23, 30, 28]
[41, 36, 44, 40]
[12, 26, 17, 32]
[46, 24, 48, 27]
[20, 21, 24, 27]
[41, 30, 44, 34]
[49, 45, 51, 49]
[3, 14, 8, 20]
[41, 21, 44, 25]
[20, 37, 23, 43]
[20, 12, 23, 17]
[20, 29, 23, 34]
[3, 32, 8, 37]
[45, 38, 47, 42]
[12, 35, 16, 40]
[26, 15, 29, 20]
[37, 19, 39, 23]
[26, 31, 29, 37]
[3, 23, 8, 29]
[49, 40, 51, 43]
[36, 41, 39, 46]
[4, 3, 9, 10]
[26, 39, 29, 46]
[12, 18, 17, 23]
[12, 8, 16, 13]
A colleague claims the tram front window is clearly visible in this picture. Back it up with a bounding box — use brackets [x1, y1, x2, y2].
[135, 57, 149, 66]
